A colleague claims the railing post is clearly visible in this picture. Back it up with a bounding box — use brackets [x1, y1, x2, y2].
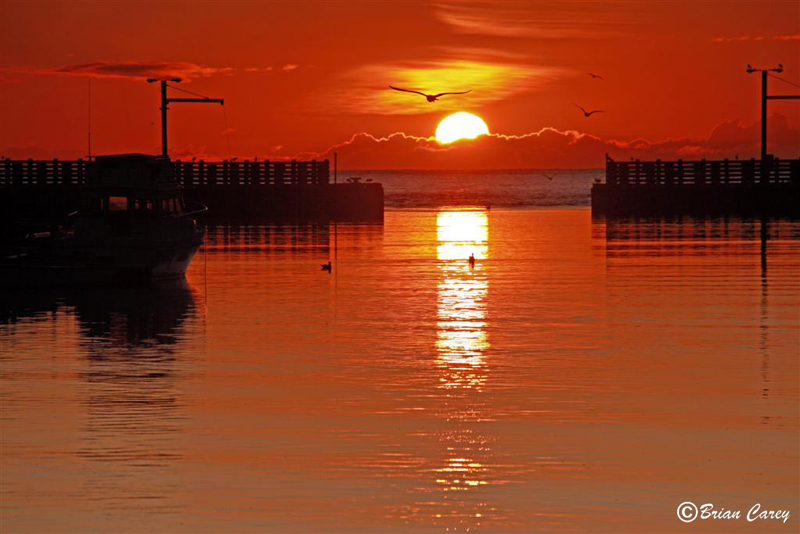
[605, 156, 616, 185]
[694, 160, 705, 186]
[722, 158, 730, 185]
[743, 158, 755, 185]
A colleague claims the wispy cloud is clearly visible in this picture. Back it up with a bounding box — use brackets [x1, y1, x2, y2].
[334, 58, 566, 115]
[713, 34, 800, 43]
[433, 0, 636, 39]
[244, 66, 273, 73]
[282, 64, 299, 72]
[18, 61, 234, 80]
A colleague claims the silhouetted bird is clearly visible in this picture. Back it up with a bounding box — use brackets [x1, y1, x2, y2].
[468, 254, 475, 268]
[541, 172, 558, 181]
[191, 157, 197, 161]
[230, 157, 238, 162]
[365, 178, 373, 182]
[574, 104, 605, 117]
[321, 261, 332, 272]
[389, 86, 471, 102]
[588, 73, 604, 80]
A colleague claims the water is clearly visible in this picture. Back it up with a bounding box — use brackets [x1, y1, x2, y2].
[348, 169, 601, 209]
[1, 173, 799, 533]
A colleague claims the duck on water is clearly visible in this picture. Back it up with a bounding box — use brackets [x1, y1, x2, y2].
[1, 154, 206, 285]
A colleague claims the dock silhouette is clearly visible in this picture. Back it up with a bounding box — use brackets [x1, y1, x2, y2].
[592, 155, 799, 216]
[0, 156, 383, 239]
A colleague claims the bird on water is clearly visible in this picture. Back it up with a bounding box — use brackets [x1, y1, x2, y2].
[389, 86, 471, 102]
[321, 261, 332, 272]
[574, 104, 605, 117]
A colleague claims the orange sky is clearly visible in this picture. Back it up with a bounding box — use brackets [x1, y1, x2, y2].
[1, 0, 798, 168]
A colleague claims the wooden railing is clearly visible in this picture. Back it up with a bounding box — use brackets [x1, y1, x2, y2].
[605, 156, 799, 186]
[0, 158, 330, 187]
[0, 159, 91, 186]
[173, 160, 329, 187]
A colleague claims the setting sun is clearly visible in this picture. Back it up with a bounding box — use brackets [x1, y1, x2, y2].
[435, 112, 489, 144]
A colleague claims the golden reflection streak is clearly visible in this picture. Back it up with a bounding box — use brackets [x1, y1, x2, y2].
[436, 210, 489, 391]
[431, 210, 491, 528]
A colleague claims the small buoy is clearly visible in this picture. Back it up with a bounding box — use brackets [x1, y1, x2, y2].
[321, 261, 332, 272]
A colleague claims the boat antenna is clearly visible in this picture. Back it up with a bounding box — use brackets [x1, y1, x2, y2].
[87, 78, 92, 161]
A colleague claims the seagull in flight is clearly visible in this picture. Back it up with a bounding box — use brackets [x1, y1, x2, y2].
[389, 86, 471, 102]
[588, 73, 604, 80]
[540, 172, 559, 181]
[574, 104, 605, 117]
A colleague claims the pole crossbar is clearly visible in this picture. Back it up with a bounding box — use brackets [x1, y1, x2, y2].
[147, 79, 225, 158]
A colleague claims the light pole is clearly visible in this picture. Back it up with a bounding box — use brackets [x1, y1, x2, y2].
[147, 78, 224, 158]
[746, 64, 785, 161]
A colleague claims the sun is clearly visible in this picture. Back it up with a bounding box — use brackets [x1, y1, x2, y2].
[435, 112, 489, 144]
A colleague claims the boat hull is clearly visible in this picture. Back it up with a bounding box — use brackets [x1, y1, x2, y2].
[0, 233, 204, 286]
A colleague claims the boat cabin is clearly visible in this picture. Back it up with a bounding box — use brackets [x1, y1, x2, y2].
[79, 154, 193, 220]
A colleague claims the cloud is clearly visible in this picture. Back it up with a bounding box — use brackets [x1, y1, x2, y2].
[290, 115, 799, 169]
[433, 0, 636, 39]
[282, 64, 299, 72]
[713, 34, 800, 43]
[244, 66, 273, 72]
[18, 61, 234, 81]
[335, 58, 566, 115]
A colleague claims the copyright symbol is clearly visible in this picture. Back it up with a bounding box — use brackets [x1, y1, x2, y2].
[677, 501, 699, 523]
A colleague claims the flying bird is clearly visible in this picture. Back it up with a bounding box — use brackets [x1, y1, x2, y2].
[588, 73, 604, 80]
[540, 172, 559, 181]
[389, 86, 471, 102]
[574, 104, 605, 117]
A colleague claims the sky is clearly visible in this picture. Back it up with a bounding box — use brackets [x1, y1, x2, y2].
[1, 0, 798, 169]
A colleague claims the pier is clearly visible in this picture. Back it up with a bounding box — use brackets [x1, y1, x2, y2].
[0, 157, 383, 235]
[592, 156, 800, 216]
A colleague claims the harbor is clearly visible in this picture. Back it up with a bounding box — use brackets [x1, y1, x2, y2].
[2, 1, 799, 531]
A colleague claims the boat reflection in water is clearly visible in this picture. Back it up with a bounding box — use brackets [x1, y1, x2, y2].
[1, 280, 203, 525]
[430, 210, 494, 529]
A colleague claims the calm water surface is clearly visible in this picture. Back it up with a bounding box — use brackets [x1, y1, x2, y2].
[2, 209, 799, 533]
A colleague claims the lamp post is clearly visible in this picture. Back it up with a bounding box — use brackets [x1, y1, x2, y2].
[745, 64, 792, 161]
[146, 78, 224, 158]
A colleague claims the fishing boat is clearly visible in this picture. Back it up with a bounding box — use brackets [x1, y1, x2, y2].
[1, 154, 206, 285]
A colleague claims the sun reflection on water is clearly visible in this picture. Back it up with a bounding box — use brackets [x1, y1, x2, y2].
[431, 210, 493, 529]
[437, 210, 489, 391]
